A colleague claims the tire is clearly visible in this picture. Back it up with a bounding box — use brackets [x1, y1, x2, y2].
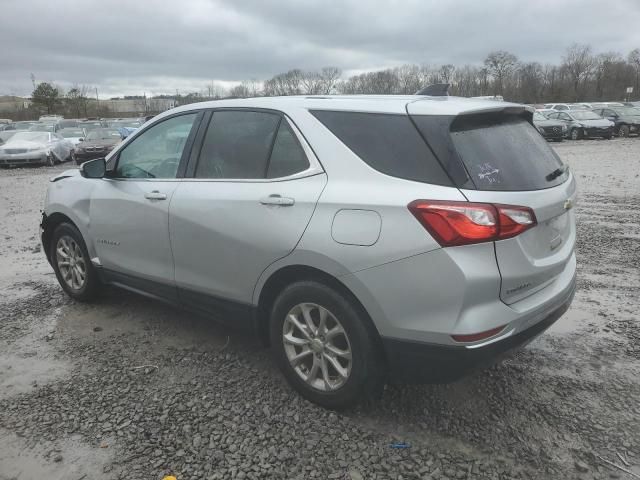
[618, 125, 630, 138]
[49, 222, 100, 302]
[269, 281, 383, 409]
[45, 154, 55, 167]
[570, 128, 581, 141]
[553, 138, 563, 142]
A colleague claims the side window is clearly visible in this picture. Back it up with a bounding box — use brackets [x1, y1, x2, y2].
[557, 105, 568, 110]
[195, 111, 280, 179]
[312, 110, 455, 186]
[547, 112, 558, 119]
[115, 113, 197, 179]
[267, 120, 310, 178]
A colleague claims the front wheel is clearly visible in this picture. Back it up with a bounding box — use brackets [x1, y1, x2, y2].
[45, 154, 55, 166]
[569, 128, 582, 140]
[269, 281, 383, 409]
[618, 125, 630, 138]
[50, 223, 100, 302]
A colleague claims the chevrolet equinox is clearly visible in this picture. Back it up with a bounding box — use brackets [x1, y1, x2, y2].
[41, 95, 577, 408]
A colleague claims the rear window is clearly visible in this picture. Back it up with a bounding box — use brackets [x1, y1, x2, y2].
[448, 115, 567, 191]
[310, 110, 452, 186]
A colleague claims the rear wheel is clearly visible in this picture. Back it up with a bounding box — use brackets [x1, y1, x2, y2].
[618, 125, 630, 138]
[50, 223, 100, 302]
[270, 281, 383, 409]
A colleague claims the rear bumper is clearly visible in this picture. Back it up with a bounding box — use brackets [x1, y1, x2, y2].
[381, 272, 576, 383]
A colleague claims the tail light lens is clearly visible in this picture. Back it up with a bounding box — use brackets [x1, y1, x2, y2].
[408, 200, 536, 247]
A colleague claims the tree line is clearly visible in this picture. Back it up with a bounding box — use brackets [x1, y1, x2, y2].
[22, 43, 640, 119]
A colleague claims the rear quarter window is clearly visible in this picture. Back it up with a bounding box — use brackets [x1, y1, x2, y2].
[448, 115, 567, 191]
[310, 110, 452, 186]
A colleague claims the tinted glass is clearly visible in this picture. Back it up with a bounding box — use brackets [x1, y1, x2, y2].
[116, 113, 197, 179]
[195, 111, 280, 179]
[311, 110, 451, 185]
[86, 129, 121, 141]
[449, 115, 566, 191]
[267, 120, 309, 178]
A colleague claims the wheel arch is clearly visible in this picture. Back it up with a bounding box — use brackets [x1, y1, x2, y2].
[255, 264, 383, 350]
[42, 212, 82, 263]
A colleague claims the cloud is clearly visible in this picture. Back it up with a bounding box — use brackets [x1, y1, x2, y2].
[1, 0, 639, 96]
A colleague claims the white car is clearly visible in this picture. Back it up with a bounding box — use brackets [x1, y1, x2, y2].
[0, 131, 74, 167]
[59, 128, 87, 147]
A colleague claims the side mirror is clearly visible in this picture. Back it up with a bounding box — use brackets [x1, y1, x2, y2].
[80, 158, 106, 178]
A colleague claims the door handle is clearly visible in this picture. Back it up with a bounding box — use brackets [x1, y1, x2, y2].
[260, 194, 295, 206]
[144, 190, 167, 200]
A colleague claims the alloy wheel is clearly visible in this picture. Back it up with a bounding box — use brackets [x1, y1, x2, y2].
[55, 235, 87, 290]
[282, 303, 353, 391]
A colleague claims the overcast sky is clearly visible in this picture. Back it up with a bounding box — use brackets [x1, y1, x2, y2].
[1, 0, 639, 98]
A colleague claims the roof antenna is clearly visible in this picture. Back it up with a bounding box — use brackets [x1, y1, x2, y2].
[415, 83, 450, 96]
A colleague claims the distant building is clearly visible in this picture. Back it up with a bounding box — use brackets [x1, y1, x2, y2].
[0, 96, 32, 114]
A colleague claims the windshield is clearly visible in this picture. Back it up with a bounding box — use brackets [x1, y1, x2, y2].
[614, 107, 640, 117]
[571, 111, 601, 120]
[60, 129, 85, 137]
[10, 132, 49, 143]
[85, 129, 121, 141]
[533, 112, 547, 121]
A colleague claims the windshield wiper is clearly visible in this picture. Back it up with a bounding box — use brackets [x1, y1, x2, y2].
[546, 165, 569, 182]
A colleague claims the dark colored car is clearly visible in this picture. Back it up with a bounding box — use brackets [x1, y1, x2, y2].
[533, 111, 567, 141]
[546, 110, 614, 140]
[73, 128, 123, 165]
[592, 107, 640, 137]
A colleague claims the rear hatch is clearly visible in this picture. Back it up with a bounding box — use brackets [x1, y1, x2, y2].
[409, 103, 576, 304]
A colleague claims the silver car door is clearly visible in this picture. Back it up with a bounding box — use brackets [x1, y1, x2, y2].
[169, 111, 326, 311]
[88, 112, 201, 298]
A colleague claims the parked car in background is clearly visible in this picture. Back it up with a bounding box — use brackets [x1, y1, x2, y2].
[0, 119, 12, 130]
[4, 121, 38, 131]
[0, 130, 18, 145]
[0, 131, 74, 167]
[546, 110, 614, 140]
[73, 128, 123, 165]
[544, 103, 572, 111]
[58, 119, 80, 129]
[590, 102, 625, 109]
[29, 123, 59, 133]
[592, 106, 640, 137]
[59, 128, 87, 147]
[533, 111, 567, 141]
[41, 95, 576, 408]
[78, 121, 105, 132]
[39, 115, 64, 123]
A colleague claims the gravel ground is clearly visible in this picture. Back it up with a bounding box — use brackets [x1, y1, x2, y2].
[1, 139, 639, 480]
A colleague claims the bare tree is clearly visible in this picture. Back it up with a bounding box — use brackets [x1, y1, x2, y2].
[484, 50, 519, 95]
[65, 85, 90, 117]
[562, 44, 594, 101]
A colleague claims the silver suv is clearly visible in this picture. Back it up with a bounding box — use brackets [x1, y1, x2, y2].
[41, 95, 576, 408]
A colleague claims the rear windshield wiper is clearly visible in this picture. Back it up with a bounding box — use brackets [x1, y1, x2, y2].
[546, 165, 569, 182]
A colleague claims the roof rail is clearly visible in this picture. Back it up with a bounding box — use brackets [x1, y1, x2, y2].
[415, 83, 450, 96]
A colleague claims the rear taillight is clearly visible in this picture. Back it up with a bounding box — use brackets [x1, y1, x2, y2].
[408, 200, 536, 247]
